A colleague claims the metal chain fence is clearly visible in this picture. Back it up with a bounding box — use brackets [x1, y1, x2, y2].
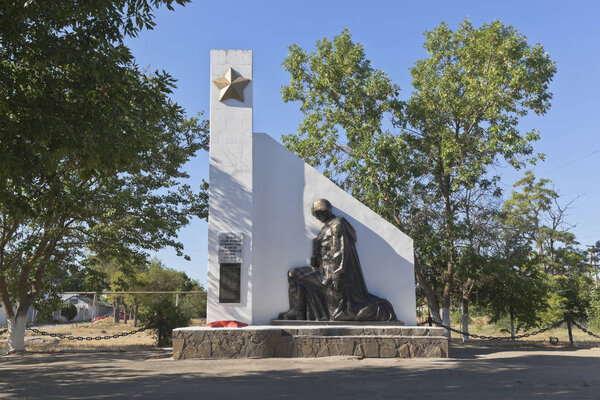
[570, 320, 600, 340]
[430, 318, 566, 341]
[417, 312, 600, 344]
[24, 324, 155, 341]
[5, 312, 600, 344]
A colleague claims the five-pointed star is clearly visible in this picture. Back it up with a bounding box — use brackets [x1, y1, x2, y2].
[213, 67, 251, 102]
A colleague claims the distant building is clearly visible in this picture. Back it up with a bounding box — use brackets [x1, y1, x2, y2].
[0, 294, 111, 326]
[52, 294, 111, 322]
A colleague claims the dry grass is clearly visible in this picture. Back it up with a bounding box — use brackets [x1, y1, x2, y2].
[0, 318, 207, 353]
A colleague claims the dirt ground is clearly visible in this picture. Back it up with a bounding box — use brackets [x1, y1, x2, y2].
[2, 343, 600, 399]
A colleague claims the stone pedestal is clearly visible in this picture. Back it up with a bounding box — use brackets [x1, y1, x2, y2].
[173, 326, 448, 359]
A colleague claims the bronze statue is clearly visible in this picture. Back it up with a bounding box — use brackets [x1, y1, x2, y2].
[278, 199, 396, 321]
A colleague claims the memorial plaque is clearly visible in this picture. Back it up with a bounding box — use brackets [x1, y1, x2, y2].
[219, 263, 241, 303]
[218, 232, 243, 263]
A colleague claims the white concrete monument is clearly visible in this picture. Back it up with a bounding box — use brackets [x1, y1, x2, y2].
[206, 50, 417, 326]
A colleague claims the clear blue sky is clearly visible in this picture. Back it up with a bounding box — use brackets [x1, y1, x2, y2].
[125, 0, 600, 285]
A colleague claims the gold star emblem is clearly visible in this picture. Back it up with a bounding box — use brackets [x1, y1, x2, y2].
[212, 67, 251, 102]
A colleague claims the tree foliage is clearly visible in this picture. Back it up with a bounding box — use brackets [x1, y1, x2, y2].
[281, 29, 409, 217]
[281, 21, 556, 329]
[0, 0, 207, 352]
[92, 258, 207, 326]
[497, 172, 593, 322]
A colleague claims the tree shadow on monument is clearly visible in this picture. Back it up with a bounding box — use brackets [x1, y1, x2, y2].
[208, 158, 254, 322]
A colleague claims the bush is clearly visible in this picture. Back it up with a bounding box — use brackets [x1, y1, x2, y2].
[60, 303, 77, 321]
[33, 293, 63, 323]
[34, 308, 55, 324]
[179, 291, 207, 319]
[586, 290, 600, 329]
[140, 297, 189, 346]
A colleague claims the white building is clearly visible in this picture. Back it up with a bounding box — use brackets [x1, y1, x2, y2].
[52, 294, 111, 322]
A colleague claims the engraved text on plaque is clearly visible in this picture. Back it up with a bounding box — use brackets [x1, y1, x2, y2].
[218, 233, 243, 263]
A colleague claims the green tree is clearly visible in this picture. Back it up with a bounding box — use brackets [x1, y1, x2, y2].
[137, 259, 207, 320]
[91, 258, 206, 326]
[501, 172, 593, 322]
[501, 171, 576, 269]
[453, 184, 503, 339]
[92, 258, 146, 324]
[406, 20, 555, 332]
[0, 0, 208, 352]
[281, 22, 556, 333]
[177, 277, 207, 320]
[478, 228, 551, 337]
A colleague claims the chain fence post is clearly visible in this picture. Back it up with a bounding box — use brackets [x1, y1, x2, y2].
[427, 315, 433, 327]
[564, 311, 574, 346]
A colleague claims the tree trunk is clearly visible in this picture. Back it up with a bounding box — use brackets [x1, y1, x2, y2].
[414, 257, 442, 324]
[441, 171, 455, 340]
[510, 312, 515, 340]
[462, 299, 469, 342]
[133, 303, 139, 327]
[441, 267, 453, 339]
[442, 306, 451, 339]
[113, 299, 120, 324]
[7, 313, 27, 353]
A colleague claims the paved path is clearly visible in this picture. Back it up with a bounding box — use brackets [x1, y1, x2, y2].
[2, 344, 600, 399]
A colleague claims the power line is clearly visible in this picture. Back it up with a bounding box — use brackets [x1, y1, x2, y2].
[550, 167, 600, 186]
[538, 148, 600, 175]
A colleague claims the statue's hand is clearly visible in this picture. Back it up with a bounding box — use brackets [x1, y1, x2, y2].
[321, 276, 331, 287]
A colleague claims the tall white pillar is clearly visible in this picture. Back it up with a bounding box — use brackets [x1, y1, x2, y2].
[206, 50, 254, 324]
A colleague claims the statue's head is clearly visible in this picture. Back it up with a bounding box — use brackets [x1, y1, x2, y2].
[311, 198, 334, 223]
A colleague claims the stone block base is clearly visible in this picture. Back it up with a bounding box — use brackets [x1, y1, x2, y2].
[172, 326, 447, 359]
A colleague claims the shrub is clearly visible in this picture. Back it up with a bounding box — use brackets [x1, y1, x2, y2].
[60, 303, 78, 321]
[179, 291, 207, 319]
[140, 297, 189, 346]
[33, 294, 63, 323]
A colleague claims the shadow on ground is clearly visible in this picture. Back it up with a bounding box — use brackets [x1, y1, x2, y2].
[1, 344, 600, 399]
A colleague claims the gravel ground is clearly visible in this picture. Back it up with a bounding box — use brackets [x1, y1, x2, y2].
[1, 344, 600, 399]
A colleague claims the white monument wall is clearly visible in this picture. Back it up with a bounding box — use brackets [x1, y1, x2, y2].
[252, 133, 417, 325]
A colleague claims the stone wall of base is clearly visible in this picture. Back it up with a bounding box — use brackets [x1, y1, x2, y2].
[173, 326, 447, 359]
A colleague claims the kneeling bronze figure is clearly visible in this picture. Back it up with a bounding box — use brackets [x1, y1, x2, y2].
[278, 199, 396, 321]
